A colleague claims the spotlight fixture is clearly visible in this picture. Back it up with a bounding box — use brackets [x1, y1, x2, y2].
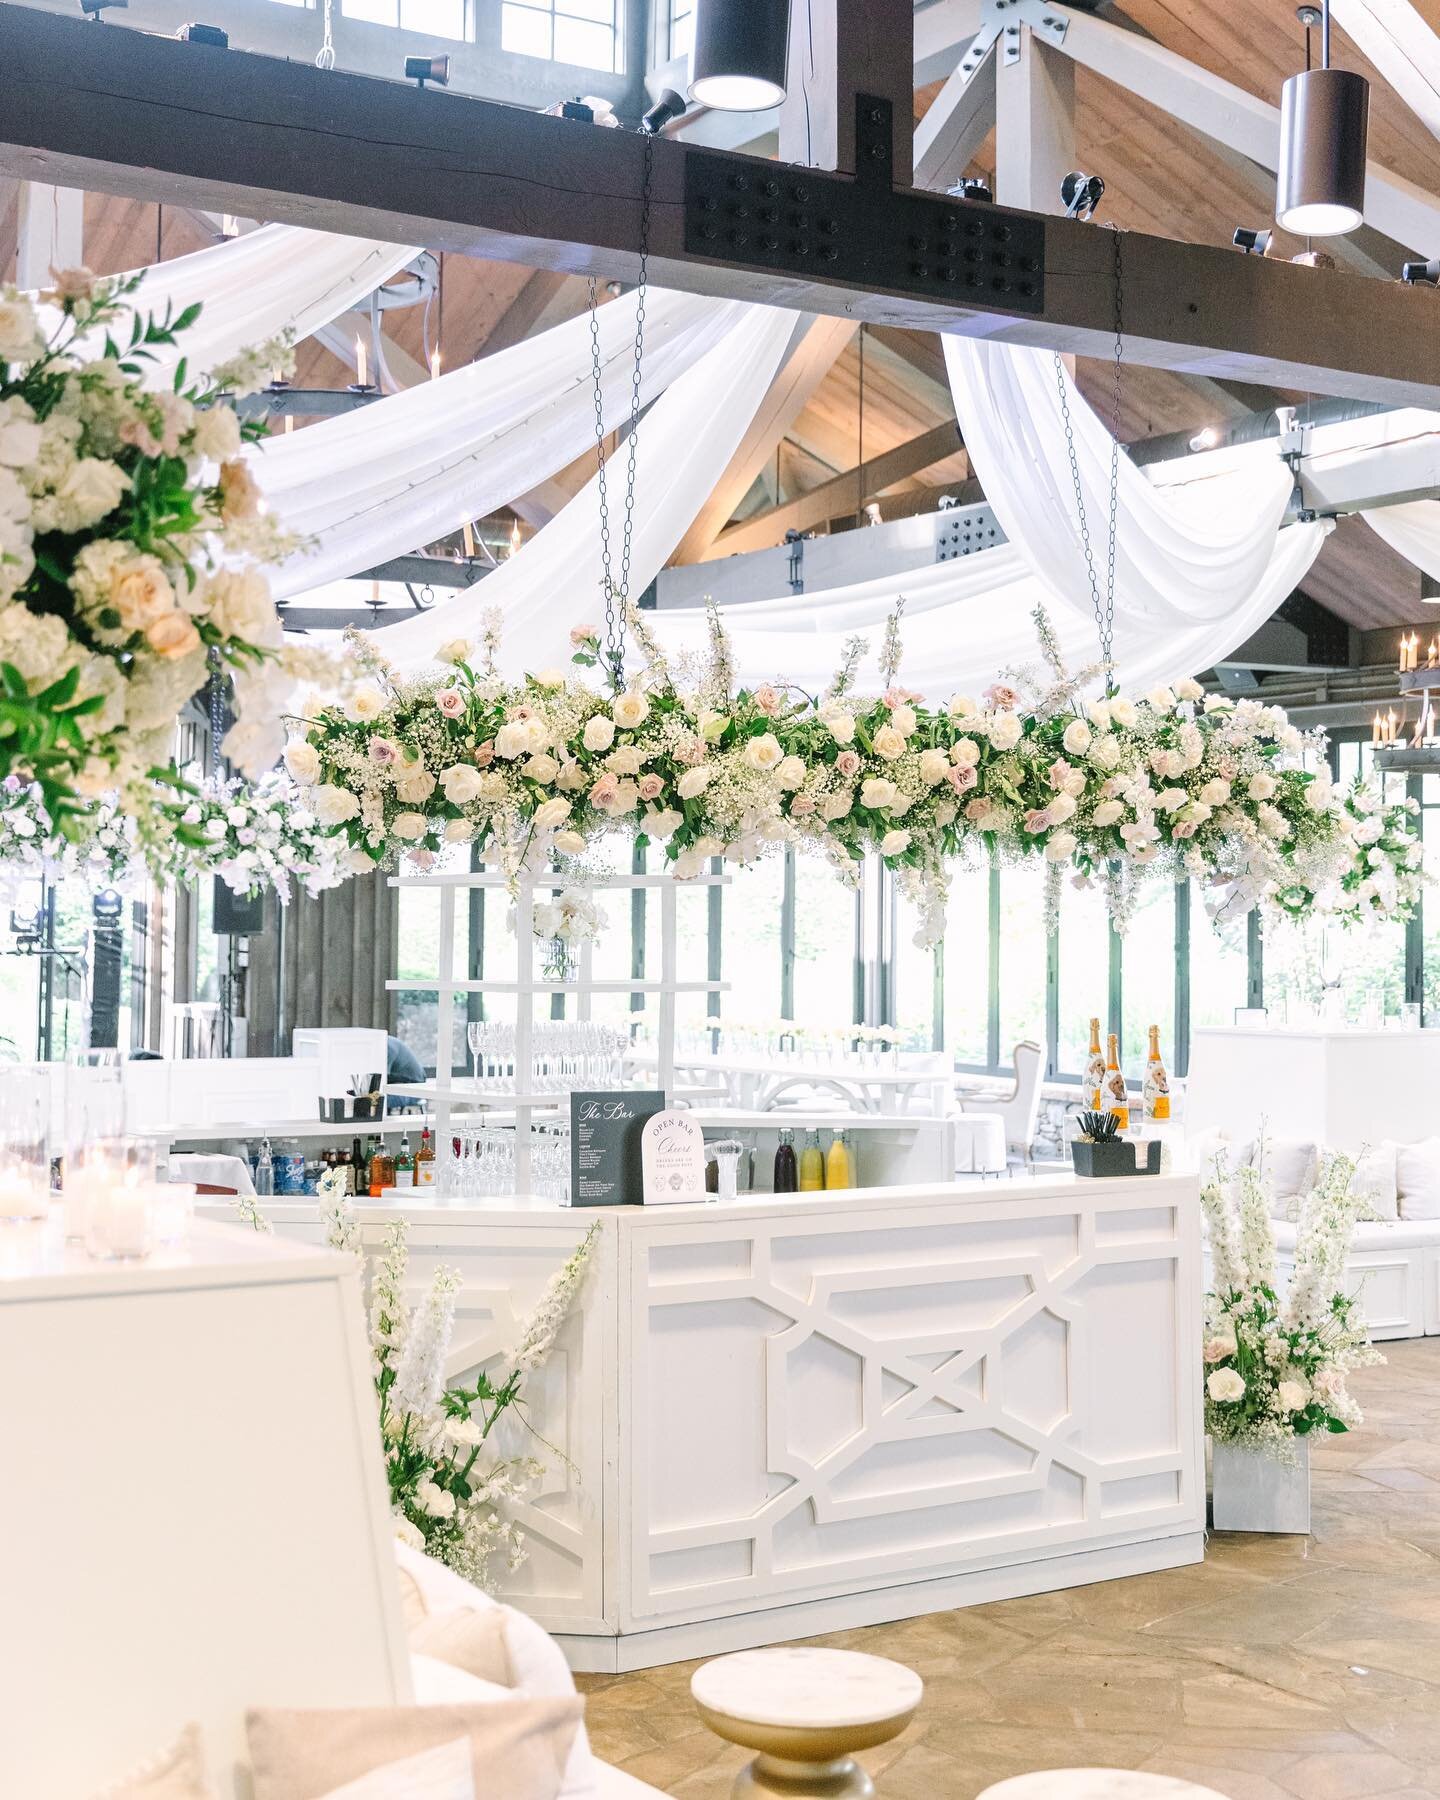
[605, 279, 623, 298]
[1277, 0, 1369, 236]
[689, 0, 790, 111]
[863, 501, 884, 527]
[947, 177, 994, 204]
[78, 0, 127, 19]
[1232, 226, 1273, 256]
[641, 88, 688, 134]
[937, 494, 960, 510]
[1403, 258, 1440, 286]
[175, 20, 228, 45]
[1189, 427, 1221, 453]
[403, 54, 449, 89]
[1060, 171, 1105, 221]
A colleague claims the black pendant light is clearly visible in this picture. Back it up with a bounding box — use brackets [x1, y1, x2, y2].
[1276, 0, 1369, 237]
[688, 0, 791, 112]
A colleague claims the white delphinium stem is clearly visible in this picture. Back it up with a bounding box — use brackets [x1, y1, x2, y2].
[321, 1189, 362, 1257]
[508, 1222, 600, 1371]
[1236, 1153, 1277, 1292]
[391, 1263, 462, 1420]
[1284, 1150, 1359, 1334]
[233, 1192, 272, 1234]
[370, 1219, 410, 1369]
[1200, 1164, 1246, 1299]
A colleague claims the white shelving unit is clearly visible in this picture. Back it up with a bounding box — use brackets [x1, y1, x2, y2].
[386, 867, 727, 1191]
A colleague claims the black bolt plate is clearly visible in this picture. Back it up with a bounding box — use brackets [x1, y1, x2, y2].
[683, 94, 1046, 316]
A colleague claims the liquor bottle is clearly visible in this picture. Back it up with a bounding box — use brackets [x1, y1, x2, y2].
[773, 1127, 798, 1194]
[798, 1129, 825, 1191]
[394, 1130, 415, 1190]
[826, 1128, 854, 1190]
[369, 1138, 396, 1198]
[416, 1127, 435, 1189]
[1143, 1025, 1171, 1123]
[254, 1137, 275, 1198]
[1102, 1033, 1130, 1132]
[1084, 1017, 1106, 1111]
[351, 1136, 366, 1196]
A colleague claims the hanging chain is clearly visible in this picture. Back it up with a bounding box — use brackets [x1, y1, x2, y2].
[207, 649, 225, 772]
[587, 127, 655, 691]
[1054, 223, 1123, 692]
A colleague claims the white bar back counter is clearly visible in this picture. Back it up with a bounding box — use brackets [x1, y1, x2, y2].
[232, 1172, 1204, 1673]
[1186, 1026, 1440, 1146]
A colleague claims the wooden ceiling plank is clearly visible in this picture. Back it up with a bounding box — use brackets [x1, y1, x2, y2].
[476, 268, 571, 359]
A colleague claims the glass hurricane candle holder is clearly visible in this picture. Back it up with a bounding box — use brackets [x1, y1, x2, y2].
[0, 1064, 51, 1221]
[153, 1182, 197, 1249]
[84, 1176, 158, 1261]
[66, 1137, 156, 1244]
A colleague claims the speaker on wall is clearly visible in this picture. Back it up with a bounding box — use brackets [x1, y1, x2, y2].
[212, 877, 266, 936]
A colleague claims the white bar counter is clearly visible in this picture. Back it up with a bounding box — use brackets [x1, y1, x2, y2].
[226, 1172, 1204, 1672]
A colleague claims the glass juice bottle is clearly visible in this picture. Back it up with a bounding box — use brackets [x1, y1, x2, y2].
[799, 1129, 825, 1191]
[826, 1128, 853, 1190]
[773, 1127, 798, 1193]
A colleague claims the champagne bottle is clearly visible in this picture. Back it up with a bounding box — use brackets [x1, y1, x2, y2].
[1143, 1025, 1171, 1122]
[416, 1126, 435, 1189]
[1102, 1033, 1130, 1132]
[1084, 1016, 1106, 1110]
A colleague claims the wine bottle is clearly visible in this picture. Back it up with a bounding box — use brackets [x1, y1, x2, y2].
[1084, 1016, 1106, 1111]
[1102, 1033, 1130, 1132]
[1143, 1025, 1171, 1122]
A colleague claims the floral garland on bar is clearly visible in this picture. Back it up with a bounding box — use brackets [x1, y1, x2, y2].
[283, 606, 1420, 944]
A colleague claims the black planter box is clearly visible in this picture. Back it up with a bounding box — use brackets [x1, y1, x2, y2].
[1070, 1137, 1162, 1178]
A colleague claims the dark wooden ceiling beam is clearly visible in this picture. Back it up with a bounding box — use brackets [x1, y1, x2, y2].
[3, 9, 1440, 402]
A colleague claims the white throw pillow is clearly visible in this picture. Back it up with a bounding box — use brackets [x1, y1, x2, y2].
[317, 1738, 474, 1800]
[1254, 1137, 1316, 1213]
[1350, 1141, 1399, 1220]
[1396, 1136, 1440, 1220]
[410, 1656, 511, 1707]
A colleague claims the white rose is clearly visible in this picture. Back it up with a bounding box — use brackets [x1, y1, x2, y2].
[1146, 685, 1176, 711]
[1062, 719, 1092, 756]
[0, 297, 43, 362]
[1175, 677, 1205, 702]
[494, 720, 533, 759]
[1198, 778, 1231, 807]
[437, 638, 472, 666]
[878, 828, 911, 856]
[525, 752, 560, 785]
[1044, 831, 1077, 861]
[677, 765, 711, 800]
[743, 732, 783, 771]
[1206, 1367, 1246, 1403]
[988, 712, 1022, 751]
[948, 694, 977, 719]
[534, 797, 572, 828]
[826, 711, 856, 745]
[612, 690, 650, 730]
[283, 741, 321, 785]
[582, 714, 616, 753]
[1248, 772, 1277, 801]
[190, 404, 243, 462]
[313, 785, 360, 825]
[556, 760, 586, 793]
[860, 777, 897, 810]
[440, 763, 486, 805]
[644, 807, 683, 840]
[918, 748, 950, 785]
[391, 811, 429, 842]
[698, 709, 729, 743]
[555, 830, 587, 855]
[1087, 699, 1113, 729]
[415, 1479, 456, 1519]
[394, 766, 437, 805]
[822, 792, 853, 821]
[872, 724, 906, 760]
[605, 744, 642, 777]
[1089, 735, 1122, 771]
[345, 683, 387, 723]
[775, 755, 807, 790]
[1157, 788, 1188, 814]
[1092, 799, 1125, 827]
[1305, 780, 1333, 813]
[889, 704, 918, 737]
[55, 457, 130, 530]
[951, 737, 980, 769]
[1109, 698, 1138, 729]
[443, 818, 475, 843]
[1277, 1378, 1311, 1414]
[534, 668, 567, 690]
[1047, 792, 1077, 823]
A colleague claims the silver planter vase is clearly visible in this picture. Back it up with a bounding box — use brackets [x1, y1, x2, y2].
[1210, 1436, 1311, 1534]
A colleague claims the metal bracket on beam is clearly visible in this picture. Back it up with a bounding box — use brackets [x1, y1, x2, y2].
[936, 503, 1005, 560]
[684, 93, 1046, 313]
[982, 0, 1068, 69]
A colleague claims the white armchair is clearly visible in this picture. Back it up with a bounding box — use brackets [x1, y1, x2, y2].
[960, 1041, 1045, 1169]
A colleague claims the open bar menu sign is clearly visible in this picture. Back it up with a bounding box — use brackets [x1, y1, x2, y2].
[569, 1091, 665, 1206]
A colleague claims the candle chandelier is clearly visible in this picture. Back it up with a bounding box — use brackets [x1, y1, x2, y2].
[1375, 630, 1440, 772]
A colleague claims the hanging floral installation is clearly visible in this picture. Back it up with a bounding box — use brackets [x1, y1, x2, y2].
[0, 269, 342, 842]
[282, 600, 1421, 945]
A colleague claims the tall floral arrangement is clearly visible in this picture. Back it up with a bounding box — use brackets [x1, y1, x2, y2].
[0, 269, 333, 838]
[1201, 1146, 1382, 1456]
[285, 606, 1415, 946]
[329, 1202, 599, 1588]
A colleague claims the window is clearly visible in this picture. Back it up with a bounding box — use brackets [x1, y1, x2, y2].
[344, 0, 468, 35]
[667, 0, 693, 59]
[942, 865, 989, 1066]
[1120, 879, 1174, 1073]
[721, 858, 784, 1026]
[501, 0, 622, 71]
[792, 853, 858, 1030]
[997, 864, 1047, 1060]
[1055, 877, 1110, 1079]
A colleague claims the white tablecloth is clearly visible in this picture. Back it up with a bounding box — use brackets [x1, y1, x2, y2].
[954, 1113, 1007, 1174]
[170, 1152, 255, 1196]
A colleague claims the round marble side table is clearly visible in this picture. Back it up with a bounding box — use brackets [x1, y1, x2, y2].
[690, 1647, 923, 1799]
[977, 1773, 1230, 1798]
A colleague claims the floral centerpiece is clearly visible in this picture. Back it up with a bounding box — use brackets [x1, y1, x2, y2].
[510, 885, 609, 980]
[283, 600, 1416, 946]
[173, 769, 345, 902]
[1201, 1145, 1382, 1456]
[0, 269, 334, 840]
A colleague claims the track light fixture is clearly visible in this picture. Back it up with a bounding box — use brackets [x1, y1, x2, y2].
[948, 177, 994, 204]
[689, 0, 790, 112]
[1188, 427, 1220, 453]
[641, 89, 688, 134]
[78, 0, 127, 19]
[403, 54, 449, 89]
[1402, 259, 1440, 286]
[1277, 0, 1369, 236]
[1060, 171, 1105, 221]
[1233, 226, 1273, 256]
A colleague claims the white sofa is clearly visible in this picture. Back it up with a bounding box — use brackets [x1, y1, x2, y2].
[1191, 1131, 1440, 1341]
